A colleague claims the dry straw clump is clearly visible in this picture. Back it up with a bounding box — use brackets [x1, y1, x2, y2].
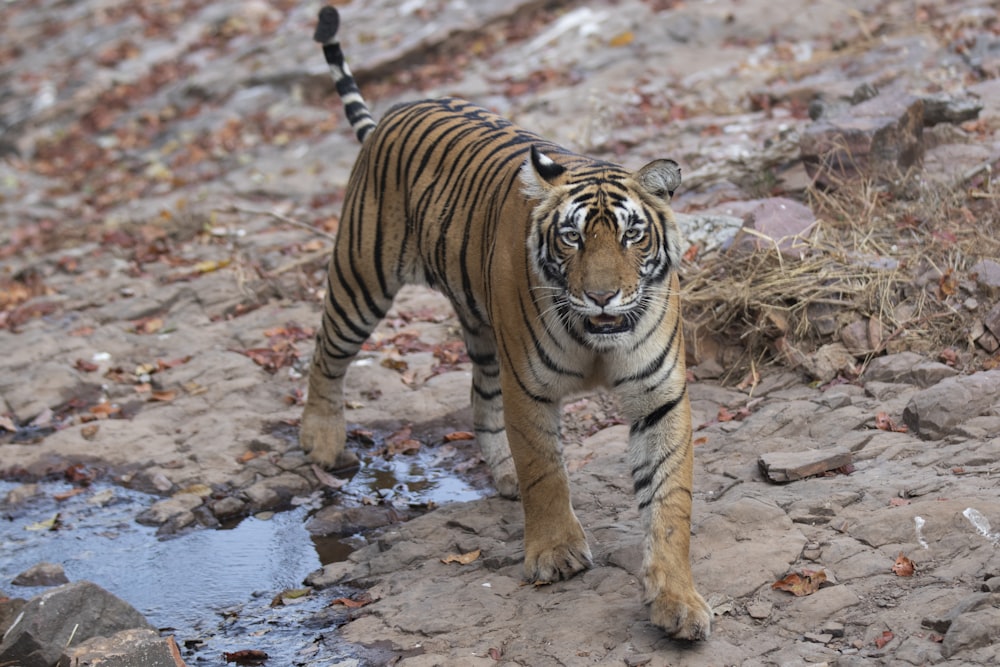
[680, 167, 1000, 380]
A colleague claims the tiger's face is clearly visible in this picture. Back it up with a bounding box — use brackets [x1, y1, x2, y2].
[521, 147, 683, 347]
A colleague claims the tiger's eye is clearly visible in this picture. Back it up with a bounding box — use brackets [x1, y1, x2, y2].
[561, 230, 582, 245]
[624, 227, 643, 242]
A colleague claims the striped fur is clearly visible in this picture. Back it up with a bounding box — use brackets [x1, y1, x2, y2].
[300, 6, 710, 640]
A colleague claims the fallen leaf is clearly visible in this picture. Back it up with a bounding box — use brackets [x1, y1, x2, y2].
[609, 30, 634, 47]
[891, 552, 915, 577]
[771, 569, 827, 596]
[150, 389, 177, 402]
[331, 592, 373, 609]
[441, 548, 481, 565]
[53, 488, 86, 502]
[270, 587, 311, 607]
[25, 513, 62, 531]
[237, 450, 268, 463]
[89, 402, 121, 418]
[443, 431, 475, 442]
[874, 630, 894, 649]
[223, 650, 269, 665]
[74, 358, 99, 372]
[874, 412, 908, 433]
[311, 464, 348, 490]
[132, 316, 164, 334]
[157, 356, 191, 370]
[381, 357, 409, 372]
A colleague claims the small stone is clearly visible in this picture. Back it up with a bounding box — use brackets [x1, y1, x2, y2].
[803, 632, 833, 644]
[971, 259, 1000, 296]
[210, 496, 246, 520]
[3, 483, 40, 507]
[11, 562, 69, 587]
[802, 343, 856, 383]
[982, 577, 1000, 592]
[747, 601, 773, 619]
[984, 301, 1000, 339]
[135, 493, 204, 526]
[921, 93, 983, 125]
[822, 621, 846, 638]
[840, 319, 871, 355]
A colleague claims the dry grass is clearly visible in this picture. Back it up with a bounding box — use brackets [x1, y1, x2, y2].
[680, 163, 1000, 379]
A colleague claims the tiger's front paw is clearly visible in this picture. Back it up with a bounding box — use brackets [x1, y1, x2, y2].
[648, 586, 712, 641]
[523, 519, 593, 583]
[300, 409, 358, 470]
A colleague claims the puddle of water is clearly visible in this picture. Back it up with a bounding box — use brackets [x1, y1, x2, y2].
[0, 442, 488, 664]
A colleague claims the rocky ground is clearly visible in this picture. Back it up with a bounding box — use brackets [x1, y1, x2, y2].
[2, 0, 1000, 665]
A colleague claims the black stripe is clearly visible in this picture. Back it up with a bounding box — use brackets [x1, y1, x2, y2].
[630, 388, 686, 435]
[637, 483, 691, 512]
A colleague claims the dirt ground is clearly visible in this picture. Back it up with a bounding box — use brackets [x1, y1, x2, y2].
[2, 0, 1000, 665]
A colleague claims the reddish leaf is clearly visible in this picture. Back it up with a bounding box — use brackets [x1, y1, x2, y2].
[891, 552, 915, 577]
[223, 650, 269, 665]
[874, 630, 894, 649]
[443, 431, 475, 442]
[874, 412, 908, 433]
[331, 592, 373, 609]
[75, 359, 99, 372]
[771, 569, 827, 596]
[441, 548, 481, 565]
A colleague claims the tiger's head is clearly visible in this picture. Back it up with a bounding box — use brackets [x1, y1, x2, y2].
[521, 146, 683, 348]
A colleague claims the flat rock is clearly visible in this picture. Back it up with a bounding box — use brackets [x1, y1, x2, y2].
[728, 197, 817, 259]
[758, 448, 852, 483]
[942, 605, 1000, 658]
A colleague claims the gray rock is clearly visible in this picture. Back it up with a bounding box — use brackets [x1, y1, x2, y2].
[971, 259, 1000, 297]
[920, 93, 982, 126]
[862, 352, 958, 387]
[800, 91, 924, 187]
[11, 562, 69, 587]
[61, 628, 179, 667]
[942, 606, 1000, 658]
[135, 493, 204, 527]
[306, 505, 414, 536]
[0, 581, 151, 667]
[729, 197, 817, 260]
[242, 471, 312, 510]
[903, 370, 1000, 439]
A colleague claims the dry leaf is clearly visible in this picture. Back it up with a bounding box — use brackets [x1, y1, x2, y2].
[443, 431, 475, 442]
[441, 548, 482, 565]
[223, 649, 269, 665]
[609, 30, 634, 47]
[311, 464, 348, 490]
[331, 592, 373, 609]
[771, 569, 827, 596]
[150, 389, 177, 402]
[874, 412, 908, 433]
[74, 358, 99, 372]
[874, 630, 894, 649]
[891, 552, 915, 577]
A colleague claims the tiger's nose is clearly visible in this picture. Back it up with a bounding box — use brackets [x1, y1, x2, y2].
[585, 290, 618, 307]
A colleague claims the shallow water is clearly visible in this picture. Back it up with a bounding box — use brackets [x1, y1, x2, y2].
[0, 445, 486, 664]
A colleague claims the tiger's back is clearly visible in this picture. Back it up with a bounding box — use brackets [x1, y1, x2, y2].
[301, 5, 711, 641]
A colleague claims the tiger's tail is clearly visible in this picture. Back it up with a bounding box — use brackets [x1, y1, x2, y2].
[314, 6, 376, 143]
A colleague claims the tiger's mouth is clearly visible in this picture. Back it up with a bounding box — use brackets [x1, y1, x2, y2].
[584, 314, 631, 335]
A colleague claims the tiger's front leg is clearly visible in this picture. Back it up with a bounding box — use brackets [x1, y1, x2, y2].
[500, 371, 592, 582]
[626, 387, 711, 640]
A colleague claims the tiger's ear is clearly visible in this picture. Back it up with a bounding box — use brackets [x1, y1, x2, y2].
[520, 145, 567, 199]
[636, 159, 681, 200]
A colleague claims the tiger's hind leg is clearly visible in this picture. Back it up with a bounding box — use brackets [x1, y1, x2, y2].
[301, 251, 397, 470]
[465, 331, 519, 498]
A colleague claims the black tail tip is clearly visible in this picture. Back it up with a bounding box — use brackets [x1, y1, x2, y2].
[314, 6, 340, 44]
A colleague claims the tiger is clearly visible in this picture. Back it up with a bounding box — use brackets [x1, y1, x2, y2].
[299, 5, 711, 640]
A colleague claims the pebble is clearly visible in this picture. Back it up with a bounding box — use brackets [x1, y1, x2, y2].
[11, 562, 69, 587]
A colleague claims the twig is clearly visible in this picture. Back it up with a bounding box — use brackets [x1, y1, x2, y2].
[221, 204, 337, 241]
[270, 248, 332, 275]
